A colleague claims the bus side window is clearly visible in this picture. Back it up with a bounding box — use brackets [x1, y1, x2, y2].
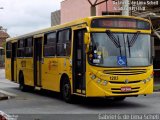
[6, 42, 12, 58]
[44, 32, 56, 57]
[57, 29, 71, 56]
[17, 39, 25, 57]
[25, 37, 33, 57]
[2, 49, 4, 55]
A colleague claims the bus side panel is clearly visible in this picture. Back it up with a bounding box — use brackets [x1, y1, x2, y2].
[57, 57, 72, 92]
[14, 60, 17, 82]
[16, 58, 23, 83]
[41, 57, 72, 92]
[41, 57, 59, 91]
[23, 58, 34, 87]
[17, 58, 34, 86]
[5, 58, 11, 80]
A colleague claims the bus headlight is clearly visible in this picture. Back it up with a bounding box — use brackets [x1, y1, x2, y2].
[146, 74, 153, 82]
[97, 78, 102, 84]
[91, 74, 96, 80]
[150, 74, 153, 79]
[103, 80, 108, 86]
[142, 80, 147, 84]
[146, 77, 151, 82]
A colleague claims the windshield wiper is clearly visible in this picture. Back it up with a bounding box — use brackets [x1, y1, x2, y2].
[106, 30, 121, 48]
[117, 35, 122, 57]
[129, 31, 140, 47]
[106, 30, 122, 56]
[127, 35, 131, 57]
[127, 31, 140, 57]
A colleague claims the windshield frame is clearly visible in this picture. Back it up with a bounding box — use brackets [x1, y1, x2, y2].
[88, 32, 152, 68]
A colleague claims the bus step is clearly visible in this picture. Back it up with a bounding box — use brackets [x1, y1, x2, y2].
[35, 86, 41, 91]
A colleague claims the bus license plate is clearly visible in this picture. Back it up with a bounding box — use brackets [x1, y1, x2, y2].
[121, 87, 131, 92]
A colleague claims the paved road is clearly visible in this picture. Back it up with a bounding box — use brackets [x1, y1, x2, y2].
[0, 69, 160, 120]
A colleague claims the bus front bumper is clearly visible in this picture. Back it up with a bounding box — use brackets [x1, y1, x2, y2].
[86, 79, 153, 97]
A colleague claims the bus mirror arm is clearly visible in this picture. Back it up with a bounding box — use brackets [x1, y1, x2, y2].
[84, 33, 91, 52]
[84, 33, 90, 45]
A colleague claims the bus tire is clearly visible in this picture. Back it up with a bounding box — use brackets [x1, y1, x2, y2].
[61, 77, 72, 103]
[19, 72, 26, 92]
[113, 97, 126, 101]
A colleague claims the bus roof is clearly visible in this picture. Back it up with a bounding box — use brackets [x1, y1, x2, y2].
[6, 15, 151, 42]
[0, 47, 4, 49]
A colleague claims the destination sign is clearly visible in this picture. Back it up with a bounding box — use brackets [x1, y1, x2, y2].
[91, 18, 150, 30]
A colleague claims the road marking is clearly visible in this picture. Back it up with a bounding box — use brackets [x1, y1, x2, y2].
[0, 80, 18, 84]
[0, 90, 17, 98]
[153, 92, 160, 94]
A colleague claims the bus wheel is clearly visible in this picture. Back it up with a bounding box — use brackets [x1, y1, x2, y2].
[113, 97, 126, 101]
[61, 79, 72, 103]
[19, 73, 26, 92]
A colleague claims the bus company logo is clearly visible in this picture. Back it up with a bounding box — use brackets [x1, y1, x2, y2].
[124, 79, 129, 84]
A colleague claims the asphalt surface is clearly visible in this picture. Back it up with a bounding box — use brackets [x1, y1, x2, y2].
[0, 69, 160, 120]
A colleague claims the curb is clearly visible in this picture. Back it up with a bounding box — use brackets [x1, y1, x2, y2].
[0, 90, 17, 98]
[0, 94, 8, 100]
[153, 91, 160, 94]
[0, 90, 17, 101]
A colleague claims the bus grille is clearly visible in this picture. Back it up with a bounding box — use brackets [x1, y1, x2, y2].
[109, 80, 141, 84]
[103, 69, 147, 75]
[111, 87, 140, 94]
[112, 91, 139, 94]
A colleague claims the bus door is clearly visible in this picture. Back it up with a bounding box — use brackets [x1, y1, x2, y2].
[11, 42, 17, 82]
[72, 27, 86, 94]
[33, 36, 43, 87]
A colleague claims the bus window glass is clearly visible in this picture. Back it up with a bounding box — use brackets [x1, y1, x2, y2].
[25, 38, 33, 57]
[89, 33, 151, 67]
[17, 40, 25, 57]
[6, 42, 12, 58]
[57, 29, 71, 56]
[0, 49, 4, 55]
[44, 32, 56, 56]
[26, 38, 33, 47]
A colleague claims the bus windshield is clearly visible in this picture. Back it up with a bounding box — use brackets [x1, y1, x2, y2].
[88, 32, 151, 67]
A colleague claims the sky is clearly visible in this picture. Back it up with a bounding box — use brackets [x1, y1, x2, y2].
[0, 0, 63, 37]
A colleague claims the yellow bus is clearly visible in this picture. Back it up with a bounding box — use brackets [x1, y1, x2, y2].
[5, 16, 153, 102]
